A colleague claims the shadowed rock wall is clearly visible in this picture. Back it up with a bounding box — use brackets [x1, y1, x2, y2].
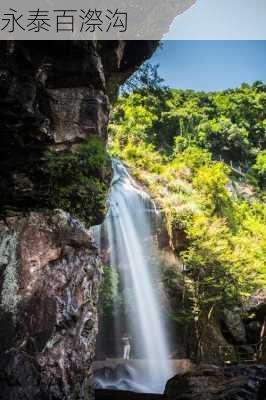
[0, 40, 157, 400]
[0, 41, 157, 221]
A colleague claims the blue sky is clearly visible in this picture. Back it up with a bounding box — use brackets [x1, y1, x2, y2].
[150, 41, 266, 91]
[165, 0, 266, 40]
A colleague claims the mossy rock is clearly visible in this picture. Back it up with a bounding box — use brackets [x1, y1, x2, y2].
[38, 136, 112, 226]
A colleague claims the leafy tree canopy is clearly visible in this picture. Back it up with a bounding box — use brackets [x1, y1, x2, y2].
[109, 64, 266, 323]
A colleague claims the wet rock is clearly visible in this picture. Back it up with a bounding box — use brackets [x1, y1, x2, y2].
[164, 364, 266, 400]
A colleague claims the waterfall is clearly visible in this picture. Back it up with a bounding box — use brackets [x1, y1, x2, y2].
[92, 159, 173, 393]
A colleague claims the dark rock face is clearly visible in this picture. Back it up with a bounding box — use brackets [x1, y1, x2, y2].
[244, 290, 266, 362]
[0, 211, 102, 399]
[0, 40, 158, 399]
[0, 41, 157, 221]
[223, 309, 247, 344]
[164, 364, 266, 400]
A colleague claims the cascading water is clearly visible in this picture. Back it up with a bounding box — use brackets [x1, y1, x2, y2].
[92, 159, 174, 393]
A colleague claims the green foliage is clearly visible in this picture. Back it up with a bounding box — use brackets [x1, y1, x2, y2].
[99, 265, 121, 316]
[182, 215, 240, 314]
[112, 78, 266, 167]
[109, 76, 266, 326]
[193, 163, 231, 215]
[172, 146, 212, 177]
[252, 150, 266, 188]
[41, 136, 111, 226]
[121, 62, 168, 95]
[111, 141, 164, 173]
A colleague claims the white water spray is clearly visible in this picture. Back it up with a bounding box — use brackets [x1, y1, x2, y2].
[93, 159, 173, 393]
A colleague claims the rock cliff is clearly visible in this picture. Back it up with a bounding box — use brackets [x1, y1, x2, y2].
[0, 211, 101, 399]
[0, 41, 157, 222]
[0, 40, 157, 400]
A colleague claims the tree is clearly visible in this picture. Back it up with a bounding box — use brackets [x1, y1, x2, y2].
[252, 150, 266, 188]
[121, 62, 167, 94]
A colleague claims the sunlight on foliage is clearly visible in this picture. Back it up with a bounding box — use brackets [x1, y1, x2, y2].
[109, 72, 266, 324]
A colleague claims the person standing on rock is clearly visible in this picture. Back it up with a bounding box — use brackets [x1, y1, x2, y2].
[122, 332, 131, 360]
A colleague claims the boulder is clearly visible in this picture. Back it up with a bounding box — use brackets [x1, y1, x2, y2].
[223, 309, 247, 344]
[165, 364, 266, 400]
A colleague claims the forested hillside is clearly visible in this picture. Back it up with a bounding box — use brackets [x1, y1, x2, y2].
[109, 65, 266, 342]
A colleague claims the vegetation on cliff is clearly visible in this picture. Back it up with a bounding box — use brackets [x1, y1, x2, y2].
[108, 65, 266, 346]
[41, 136, 112, 226]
